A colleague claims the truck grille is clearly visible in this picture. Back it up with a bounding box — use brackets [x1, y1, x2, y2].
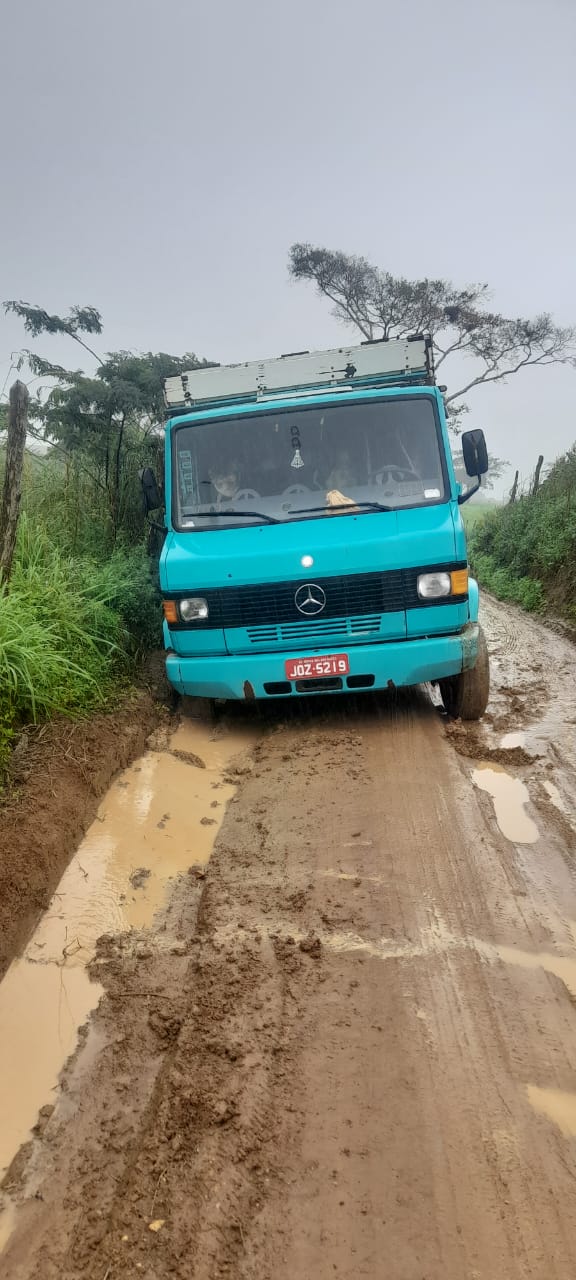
[246, 614, 382, 646]
[167, 564, 467, 629]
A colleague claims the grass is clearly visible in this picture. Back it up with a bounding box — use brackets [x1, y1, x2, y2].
[0, 515, 161, 778]
[461, 502, 497, 530]
[468, 446, 576, 622]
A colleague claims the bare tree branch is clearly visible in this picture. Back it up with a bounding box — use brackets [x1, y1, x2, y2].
[288, 243, 576, 414]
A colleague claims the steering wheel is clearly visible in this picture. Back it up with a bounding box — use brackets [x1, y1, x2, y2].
[234, 488, 261, 502]
[375, 464, 421, 488]
[282, 484, 312, 498]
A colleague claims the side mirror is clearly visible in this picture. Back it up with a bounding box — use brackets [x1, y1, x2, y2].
[139, 467, 163, 512]
[461, 429, 489, 479]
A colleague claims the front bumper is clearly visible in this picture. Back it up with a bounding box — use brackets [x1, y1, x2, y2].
[165, 624, 479, 700]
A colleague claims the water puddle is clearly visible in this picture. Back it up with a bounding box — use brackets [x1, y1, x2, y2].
[0, 1201, 16, 1253]
[0, 717, 255, 1197]
[0, 962, 103, 1181]
[527, 1085, 576, 1137]
[320, 869, 381, 884]
[496, 942, 576, 1000]
[500, 731, 527, 750]
[262, 907, 470, 965]
[472, 763, 539, 844]
[543, 780, 569, 816]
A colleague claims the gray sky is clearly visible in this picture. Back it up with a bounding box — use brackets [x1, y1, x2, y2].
[1, 0, 575, 493]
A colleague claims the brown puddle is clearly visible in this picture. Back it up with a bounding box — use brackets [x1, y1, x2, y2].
[0, 716, 255, 1217]
[527, 1085, 576, 1137]
[500, 731, 527, 751]
[472, 763, 539, 844]
[496, 942, 576, 1000]
[0, 1201, 16, 1254]
[543, 780, 570, 816]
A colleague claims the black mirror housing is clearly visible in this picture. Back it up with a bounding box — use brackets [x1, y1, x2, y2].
[461, 429, 489, 478]
[140, 467, 163, 513]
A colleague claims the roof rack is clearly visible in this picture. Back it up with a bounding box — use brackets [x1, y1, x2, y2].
[164, 334, 434, 413]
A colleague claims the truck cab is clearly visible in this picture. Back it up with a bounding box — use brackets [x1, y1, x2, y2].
[156, 336, 490, 719]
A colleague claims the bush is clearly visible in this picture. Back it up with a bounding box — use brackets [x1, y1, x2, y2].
[469, 446, 576, 620]
[0, 517, 161, 776]
[471, 552, 545, 612]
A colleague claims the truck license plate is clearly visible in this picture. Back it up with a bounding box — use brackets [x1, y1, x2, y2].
[285, 654, 350, 680]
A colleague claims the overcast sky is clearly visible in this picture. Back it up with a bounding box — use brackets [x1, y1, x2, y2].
[1, 0, 575, 492]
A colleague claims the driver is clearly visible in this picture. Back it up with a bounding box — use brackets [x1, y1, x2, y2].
[209, 462, 242, 506]
[373, 430, 423, 489]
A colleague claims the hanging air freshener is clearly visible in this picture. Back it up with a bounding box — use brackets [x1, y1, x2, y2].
[290, 423, 304, 469]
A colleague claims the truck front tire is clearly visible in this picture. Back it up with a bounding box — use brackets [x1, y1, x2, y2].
[180, 696, 221, 723]
[439, 625, 490, 721]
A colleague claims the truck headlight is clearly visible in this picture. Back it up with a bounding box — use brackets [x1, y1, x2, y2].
[179, 597, 209, 621]
[417, 572, 451, 599]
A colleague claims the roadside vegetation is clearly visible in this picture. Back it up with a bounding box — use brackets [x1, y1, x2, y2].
[0, 302, 211, 779]
[468, 446, 576, 620]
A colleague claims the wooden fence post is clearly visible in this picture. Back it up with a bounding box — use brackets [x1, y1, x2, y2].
[0, 380, 29, 585]
[508, 470, 519, 504]
[531, 454, 544, 497]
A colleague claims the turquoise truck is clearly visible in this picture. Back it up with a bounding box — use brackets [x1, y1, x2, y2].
[144, 335, 489, 718]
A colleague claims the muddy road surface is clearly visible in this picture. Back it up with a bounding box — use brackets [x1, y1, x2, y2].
[1, 597, 576, 1280]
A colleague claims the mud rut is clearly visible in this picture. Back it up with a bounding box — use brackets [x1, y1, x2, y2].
[2, 598, 576, 1280]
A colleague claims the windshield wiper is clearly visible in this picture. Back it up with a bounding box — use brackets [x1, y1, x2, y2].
[182, 508, 279, 525]
[290, 500, 394, 515]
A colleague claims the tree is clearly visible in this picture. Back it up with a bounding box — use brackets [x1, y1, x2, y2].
[288, 245, 575, 414]
[4, 300, 104, 366]
[451, 450, 506, 493]
[4, 300, 214, 542]
[38, 352, 211, 537]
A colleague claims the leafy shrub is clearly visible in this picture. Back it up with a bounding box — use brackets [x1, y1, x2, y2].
[469, 447, 576, 620]
[0, 517, 161, 779]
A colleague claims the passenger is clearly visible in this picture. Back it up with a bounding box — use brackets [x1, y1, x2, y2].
[326, 449, 357, 491]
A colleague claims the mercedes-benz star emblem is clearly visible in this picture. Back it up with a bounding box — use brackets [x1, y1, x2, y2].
[294, 583, 326, 616]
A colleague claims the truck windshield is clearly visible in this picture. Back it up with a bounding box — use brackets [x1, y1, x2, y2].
[173, 396, 447, 529]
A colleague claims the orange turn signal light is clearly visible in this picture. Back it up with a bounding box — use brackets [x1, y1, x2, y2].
[163, 600, 178, 625]
[450, 569, 469, 596]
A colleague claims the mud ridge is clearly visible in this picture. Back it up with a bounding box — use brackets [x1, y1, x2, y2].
[444, 720, 538, 766]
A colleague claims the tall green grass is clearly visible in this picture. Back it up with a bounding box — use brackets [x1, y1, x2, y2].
[469, 445, 576, 620]
[0, 514, 161, 775]
[19, 450, 150, 560]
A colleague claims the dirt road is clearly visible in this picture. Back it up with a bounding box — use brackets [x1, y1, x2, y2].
[2, 598, 576, 1279]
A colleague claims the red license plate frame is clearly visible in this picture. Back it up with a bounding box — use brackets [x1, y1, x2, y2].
[285, 654, 350, 681]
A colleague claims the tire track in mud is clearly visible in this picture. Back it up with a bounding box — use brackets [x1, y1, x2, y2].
[3, 602, 576, 1279]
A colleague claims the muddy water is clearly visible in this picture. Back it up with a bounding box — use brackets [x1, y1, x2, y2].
[472, 763, 539, 844]
[482, 597, 576, 782]
[0, 717, 255, 1190]
[543, 780, 570, 816]
[527, 1086, 576, 1138]
[500, 731, 527, 751]
[0, 1202, 15, 1254]
[496, 941, 576, 1001]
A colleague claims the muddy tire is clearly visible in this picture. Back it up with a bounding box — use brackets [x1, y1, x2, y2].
[181, 696, 221, 723]
[439, 625, 490, 721]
